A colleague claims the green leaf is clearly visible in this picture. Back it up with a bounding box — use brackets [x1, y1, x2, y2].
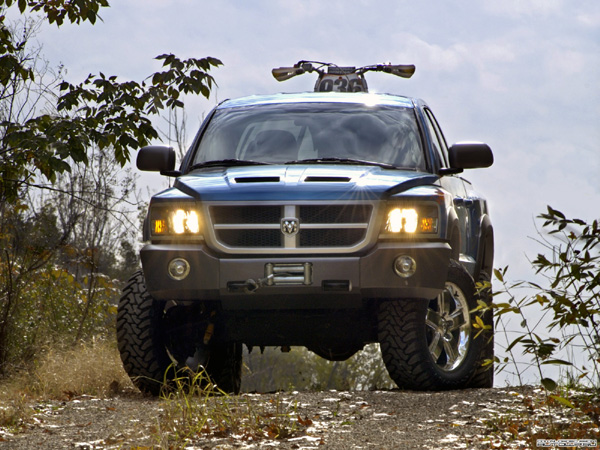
[493, 268, 504, 283]
[473, 315, 487, 330]
[550, 395, 574, 409]
[541, 377, 557, 391]
[540, 359, 572, 366]
[547, 205, 566, 219]
[505, 335, 526, 353]
[471, 299, 489, 312]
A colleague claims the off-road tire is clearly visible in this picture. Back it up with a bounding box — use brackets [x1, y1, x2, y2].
[117, 271, 171, 396]
[117, 271, 243, 395]
[378, 260, 492, 390]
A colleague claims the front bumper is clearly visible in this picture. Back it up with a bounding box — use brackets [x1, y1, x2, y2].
[140, 241, 451, 309]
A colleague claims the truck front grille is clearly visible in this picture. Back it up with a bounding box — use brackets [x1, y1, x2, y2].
[208, 203, 373, 253]
[299, 204, 371, 224]
[210, 205, 281, 224]
[217, 229, 281, 248]
[298, 229, 366, 247]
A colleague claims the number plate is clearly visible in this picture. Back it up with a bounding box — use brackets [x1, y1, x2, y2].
[315, 73, 367, 92]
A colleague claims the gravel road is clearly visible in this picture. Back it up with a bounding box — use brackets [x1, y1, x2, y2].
[0, 386, 545, 449]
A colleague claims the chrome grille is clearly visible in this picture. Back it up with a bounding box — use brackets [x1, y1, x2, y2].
[208, 203, 373, 253]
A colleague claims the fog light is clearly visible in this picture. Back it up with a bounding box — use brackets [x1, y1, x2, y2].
[168, 258, 190, 281]
[393, 255, 417, 278]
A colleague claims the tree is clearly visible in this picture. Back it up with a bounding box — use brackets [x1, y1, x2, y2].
[0, 0, 222, 371]
[1, 1, 222, 204]
[51, 144, 140, 342]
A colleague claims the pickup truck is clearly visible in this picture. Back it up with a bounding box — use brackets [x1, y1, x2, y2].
[117, 63, 495, 395]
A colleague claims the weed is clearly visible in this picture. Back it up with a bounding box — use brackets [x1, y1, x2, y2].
[153, 367, 312, 448]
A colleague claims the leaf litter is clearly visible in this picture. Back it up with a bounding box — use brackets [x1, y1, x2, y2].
[0, 386, 598, 449]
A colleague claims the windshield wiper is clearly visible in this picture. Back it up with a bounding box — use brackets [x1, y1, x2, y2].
[285, 158, 412, 170]
[188, 159, 272, 170]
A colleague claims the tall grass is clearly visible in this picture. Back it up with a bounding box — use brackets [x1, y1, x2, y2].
[25, 337, 133, 399]
[0, 337, 133, 428]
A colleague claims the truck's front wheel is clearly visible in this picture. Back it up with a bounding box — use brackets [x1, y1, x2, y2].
[116, 271, 242, 395]
[378, 260, 493, 390]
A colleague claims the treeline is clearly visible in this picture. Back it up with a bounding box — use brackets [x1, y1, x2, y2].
[0, 143, 140, 369]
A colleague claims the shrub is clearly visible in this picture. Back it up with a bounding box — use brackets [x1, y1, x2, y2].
[489, 206, 599, 390]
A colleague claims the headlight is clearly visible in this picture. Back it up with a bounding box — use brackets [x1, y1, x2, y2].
[150, 205, 203, 237]
[383, 204, 438, 235]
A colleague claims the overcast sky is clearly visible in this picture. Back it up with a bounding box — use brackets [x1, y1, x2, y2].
[30, 0, 600, 384]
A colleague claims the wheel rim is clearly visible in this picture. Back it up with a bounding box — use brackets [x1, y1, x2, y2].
[425, 281, 471, 371]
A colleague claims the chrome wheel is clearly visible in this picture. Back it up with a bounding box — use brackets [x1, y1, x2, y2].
[379, 260, 492, 390]
[425, 281, 471, 371]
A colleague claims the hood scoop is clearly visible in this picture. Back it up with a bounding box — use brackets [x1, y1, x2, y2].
[234, 176, 281, 183]
[304, 176, 352, 183]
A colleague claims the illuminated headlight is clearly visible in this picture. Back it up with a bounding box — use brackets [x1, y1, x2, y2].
[384, 205, 438, 235]
[171, 209, 200, 234]
[151, 206, 203, 237]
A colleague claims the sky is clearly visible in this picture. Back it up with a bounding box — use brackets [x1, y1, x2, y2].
[25, 0, 600, 385]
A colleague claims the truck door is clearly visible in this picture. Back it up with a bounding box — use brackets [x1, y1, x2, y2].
[422, 109, 473, 272]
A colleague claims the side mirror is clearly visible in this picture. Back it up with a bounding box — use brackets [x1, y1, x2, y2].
[136, 146, 176, 173]
[448, 142, 493, 169]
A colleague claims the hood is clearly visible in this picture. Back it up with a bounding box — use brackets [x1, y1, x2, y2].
[168, 165, 438, 202]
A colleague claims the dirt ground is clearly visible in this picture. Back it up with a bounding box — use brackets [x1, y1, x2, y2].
[0, 386, 551, 449]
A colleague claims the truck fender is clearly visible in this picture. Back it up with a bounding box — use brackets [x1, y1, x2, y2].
[475, 215, 494, 281]
[447, 208, 461, 262]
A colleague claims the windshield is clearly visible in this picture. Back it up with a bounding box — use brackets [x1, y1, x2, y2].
[192, 103, 426, 170]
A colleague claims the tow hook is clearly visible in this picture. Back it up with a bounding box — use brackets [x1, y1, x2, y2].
[227, 274, 274, 293]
